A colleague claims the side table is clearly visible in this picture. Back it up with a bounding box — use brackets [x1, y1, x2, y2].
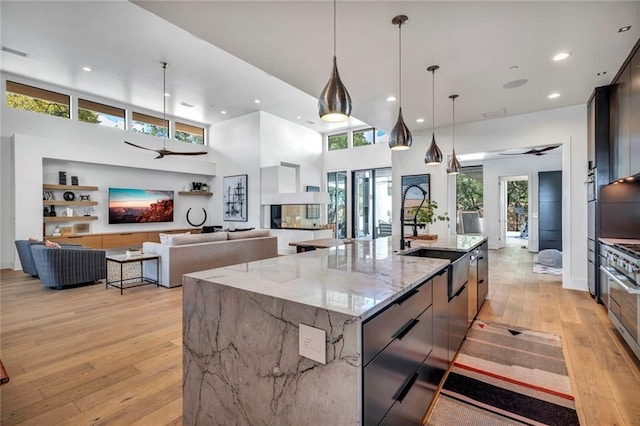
[106, 253, 160, 295]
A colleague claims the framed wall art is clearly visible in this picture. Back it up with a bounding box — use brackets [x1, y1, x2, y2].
[223, 174, 248, 222]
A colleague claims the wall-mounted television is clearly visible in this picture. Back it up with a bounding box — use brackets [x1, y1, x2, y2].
[108, 188, 174, 224]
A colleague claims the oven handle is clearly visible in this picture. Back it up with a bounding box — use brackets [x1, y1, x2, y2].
[600, 265, 639, 294]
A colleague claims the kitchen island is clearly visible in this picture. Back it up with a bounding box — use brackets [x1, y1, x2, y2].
[182, 236, 484, 425]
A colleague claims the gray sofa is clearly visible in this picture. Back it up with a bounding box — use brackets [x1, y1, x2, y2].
[31, 245, 106, 289]
[142, 229, 278, 288]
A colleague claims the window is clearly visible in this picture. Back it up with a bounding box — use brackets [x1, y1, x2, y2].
[328, 133, 348, 151]
[5, 81, 70, 118]
[353, 128, 375, 147]
[132, 112, 168, 138]
[78, 99, 125, 129]
[175, 122, 205, 145]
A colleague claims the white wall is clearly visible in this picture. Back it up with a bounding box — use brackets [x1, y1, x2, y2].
[209, 113, 261, 229]
[393, 105, 588, 291]
[480, 153, 562, 251]
[323, 142, 392, 236]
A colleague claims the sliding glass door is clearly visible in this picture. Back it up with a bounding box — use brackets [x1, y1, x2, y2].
[328, 171, 347, 239]
[353, 167, 392, 239]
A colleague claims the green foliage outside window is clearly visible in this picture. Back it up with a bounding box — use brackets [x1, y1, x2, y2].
[175, 131, 204, 145]
[456, 173, 483, 216]
[353, 128, 374, 147]
[328, 133, 348, 150]
[6, 93, 69, 118]
[77, 108, 101, 124]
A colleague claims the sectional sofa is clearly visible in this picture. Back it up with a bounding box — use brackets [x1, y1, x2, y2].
[142, 229, 278, 288]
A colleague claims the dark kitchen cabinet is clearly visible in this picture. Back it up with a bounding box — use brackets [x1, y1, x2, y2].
[631, 47, 640, 176]
[477, 242, 489, 312]
[611, 62, 632, 180]
[538, 171, 562, 251]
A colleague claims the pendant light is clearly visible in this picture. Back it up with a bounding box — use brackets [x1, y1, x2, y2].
[389, 15, 412, 150]
[447, 94, 461, 175]
[318, 0, 352, 122]
[424, 65, 443, 165]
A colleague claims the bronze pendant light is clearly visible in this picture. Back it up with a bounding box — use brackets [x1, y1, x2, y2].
[318, 0, 352, 122]
[424, 65, 443, 165]
[447, 94, 461, 174]
[389, 15, 412, 150]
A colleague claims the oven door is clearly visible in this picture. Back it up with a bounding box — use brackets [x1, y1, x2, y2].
[601, 266, 640, 359]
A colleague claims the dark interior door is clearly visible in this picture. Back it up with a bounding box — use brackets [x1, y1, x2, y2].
[539, 171, 562, 250]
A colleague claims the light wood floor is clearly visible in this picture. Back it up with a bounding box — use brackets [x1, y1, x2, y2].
[1, 246, 639, 425]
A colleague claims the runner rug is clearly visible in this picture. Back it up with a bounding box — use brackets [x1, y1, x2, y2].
[427, 320, 580, 425]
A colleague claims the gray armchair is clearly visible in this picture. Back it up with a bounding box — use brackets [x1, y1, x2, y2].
[15, 240, 42, 276]
[31, 245, 106, 289]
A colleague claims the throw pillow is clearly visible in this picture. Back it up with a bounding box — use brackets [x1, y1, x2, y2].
[227, 229, 270, 240]
[159, 231, 190, 244]
[45, 240, 61, 248]
[28, 237, 42, 243]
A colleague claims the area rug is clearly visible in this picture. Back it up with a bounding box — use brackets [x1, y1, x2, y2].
[427, 320, 579, 426]
[532, 255, 562, 275]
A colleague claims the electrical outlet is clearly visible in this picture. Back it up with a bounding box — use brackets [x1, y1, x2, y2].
[299, 323, 326, 364]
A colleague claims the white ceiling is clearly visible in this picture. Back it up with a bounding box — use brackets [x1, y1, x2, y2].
[1, 1, 639, 136]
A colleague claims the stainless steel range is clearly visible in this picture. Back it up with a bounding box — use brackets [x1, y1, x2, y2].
[600, 242, 640, 360]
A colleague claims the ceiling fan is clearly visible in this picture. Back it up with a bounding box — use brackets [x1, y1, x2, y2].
[499, 145, 560, 156]
[124, 62, 207, 159]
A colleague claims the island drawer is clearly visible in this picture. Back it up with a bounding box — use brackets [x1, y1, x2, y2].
[362, 280, 432, 366]
[379, 354, 438, 426]
[363, 305, 433, 425]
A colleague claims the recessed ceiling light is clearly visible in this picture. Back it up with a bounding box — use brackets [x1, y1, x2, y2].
[220, 110, 227, 115]
[82, 66, 92, 72]
[508, 65, 519, 70]
[553, 51, 572, 61]
[386, 96, 397, 102]
[503, 79, 528, 89]
[416, 118, 425, 123]
[164, 93, 170, 97]
[180, 101, 194, 108]
[597, 71, 607, 76]
[254, 99, 261, 104]
[548, 92, 560, 99]
[296, 115, 302, 119]
[619, 26, 631, 33]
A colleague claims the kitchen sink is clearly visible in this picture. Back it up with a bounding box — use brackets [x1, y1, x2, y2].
[403, 248, 470, 299]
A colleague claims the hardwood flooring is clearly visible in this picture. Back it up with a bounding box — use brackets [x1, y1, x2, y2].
[1, 246, 639, 425]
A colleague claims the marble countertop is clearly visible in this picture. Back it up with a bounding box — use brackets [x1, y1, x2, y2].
[600, 237, 640, 246]
[402, 234, 488, 253]
[183, 237, 449, 320]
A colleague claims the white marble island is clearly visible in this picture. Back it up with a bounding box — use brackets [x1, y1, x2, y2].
[183, 237, 449, 425]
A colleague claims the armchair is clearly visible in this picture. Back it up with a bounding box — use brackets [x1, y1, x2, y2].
[15, 240, 82, 277]
[31, 245, 106, 289]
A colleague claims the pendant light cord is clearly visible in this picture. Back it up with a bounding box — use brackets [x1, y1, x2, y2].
[452, 96, 455, 149]
[333, 0, 336, 57]
[398, 22, 402, 107]
[431, 69, 435, 136]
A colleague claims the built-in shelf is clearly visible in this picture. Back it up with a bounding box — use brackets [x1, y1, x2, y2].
[43, 184, 99, 191]
[43, 200, 98, 206]
[178, 191, 212, 197]
[43, 216, 98, 223]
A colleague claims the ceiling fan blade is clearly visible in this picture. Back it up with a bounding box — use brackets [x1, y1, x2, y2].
[534, 145, 560, 153]
[499, 152, 526, 155]
[162, 150, 208, 156]
[124, 141, 158, 152]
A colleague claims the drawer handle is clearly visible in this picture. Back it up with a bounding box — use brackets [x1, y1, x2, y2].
[436, 268, 447, 276]
[120, 233, 133, 236]
[393, 372, 419, 402]
[478, 256, 485, 260]
[479, 279, 484, 284]
[453, 284, 467, 298]
[394, 289, 419, 306]
[393, 318, 419, 340]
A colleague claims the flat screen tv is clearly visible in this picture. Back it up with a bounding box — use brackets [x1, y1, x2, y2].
[108, 188, 174, 224]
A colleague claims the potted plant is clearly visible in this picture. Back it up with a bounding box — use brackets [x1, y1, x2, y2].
[405, 200, 449, 239]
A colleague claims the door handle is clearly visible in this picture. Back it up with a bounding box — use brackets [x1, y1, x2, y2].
[393, 289, 419, 305]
